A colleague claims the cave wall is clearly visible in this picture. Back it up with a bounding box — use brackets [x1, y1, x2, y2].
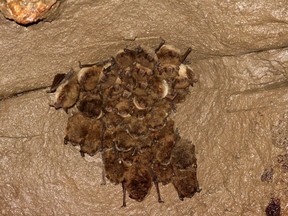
[1, 0, 288, 215]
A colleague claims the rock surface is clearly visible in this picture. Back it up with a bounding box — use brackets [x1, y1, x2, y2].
[0, 0, 288, 215]
[0, 0, 60, 25]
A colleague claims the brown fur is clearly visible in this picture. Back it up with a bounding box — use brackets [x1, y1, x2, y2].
[50, 41, 199, 206]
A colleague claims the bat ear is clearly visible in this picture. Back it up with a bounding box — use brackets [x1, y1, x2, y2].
[155, 39, 165, 52]
[47, 73, 66, 93]
[180, 47, 192, 63]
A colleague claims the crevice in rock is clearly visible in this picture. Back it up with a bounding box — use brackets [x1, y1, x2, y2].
[197, 44, 288, 59]
[0, 85, 50, 101]
[0, 134, 41, 139]
[1, 44, 287, 104]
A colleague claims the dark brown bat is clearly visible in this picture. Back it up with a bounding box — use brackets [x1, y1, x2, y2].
[147, 78, 170, 100]
[113, 128, 141, 152]
[103, 112, 123, 130]
[171, 139, 200, 200]
[122, 116, 148, 138]
[77, 92, 103, 118]
[171, 139, 196, 170]
[123, 164, 152, 203]
[171, 168, 200, 201]
[115, 48, 136, 69]
[130, 63, 153, 86]
[98, 59, 119, 90]
[114, 98, 132, 118]
[152, 161, 174, 185]
[145, 105, 173, 131]
[156, 44, 192, 66]
[121, 148, 163, 206]
[152, 119, 179, 164]
[64, 112, 90, 145]
[134, 45, 158, 70]
[64, 112, 103, 157]
[102, 148, 128, 185]
[79, 119, 102, 157]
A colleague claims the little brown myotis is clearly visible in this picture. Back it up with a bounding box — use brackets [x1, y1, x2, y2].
[113, 128, 140, 152]
[50, 41, 199, 206]
[102, 148, 128, 185]
[64, 112, 89, 145]
[64, 112, 103, 157]
[98, 60, 119, 90]
[103, 112, 123, 130]
[49, 70, 80, 113]
[79, 118, 103, 157]
[77, 65, 103, 91]
[152, 119, 179, 164]
[171, 168, 200, 201]
[115, 48, 136, 69]
[173, 64, 191, 90]
[127, 149, 165, 204]
[77, 92, 103, 118]
[134, 45, 158, 70]
[145, 104, 172, 131]
[171, 139, 200, 200]
[146, 78, 170, 100]
[152, 161, 174, 185]
[156, 44, 192, 66]
[122, 116, 148, 138]
[114, 98, 132, 118]
[131, 63, 153, 84]
[123, 163, 152, 205]
[171, 139, 196, 170]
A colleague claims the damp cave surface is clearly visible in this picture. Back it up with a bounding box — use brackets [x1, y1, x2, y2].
[1, 0, 288, 215]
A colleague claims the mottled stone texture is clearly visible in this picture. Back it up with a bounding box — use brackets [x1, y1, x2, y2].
[0, 0, 288, 215]
[0, 0, 60, 25]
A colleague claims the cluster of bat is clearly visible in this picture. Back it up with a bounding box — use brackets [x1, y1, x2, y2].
[48, 40, 200, 206]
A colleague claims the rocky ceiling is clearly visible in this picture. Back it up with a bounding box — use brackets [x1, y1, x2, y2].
[0, 0, 288, 215]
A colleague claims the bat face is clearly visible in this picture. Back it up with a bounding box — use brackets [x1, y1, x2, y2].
[50, 71, 80, 112]
[49, 40, 199, 206]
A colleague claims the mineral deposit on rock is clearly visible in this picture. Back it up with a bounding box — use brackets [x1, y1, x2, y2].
[0, 0, 58, 24]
